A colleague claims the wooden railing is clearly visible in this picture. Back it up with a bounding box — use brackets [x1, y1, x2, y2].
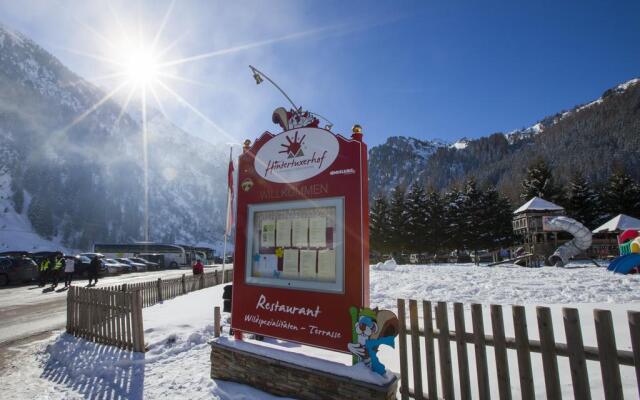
[397, 299, 640, 400]
[119, 269, 233, 308]
[66, 286, 145, 351]
[66, 269, 233, 352]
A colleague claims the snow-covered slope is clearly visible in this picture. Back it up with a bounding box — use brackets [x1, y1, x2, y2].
[2, 263, 639, 399]
[0, 24, 229, 251]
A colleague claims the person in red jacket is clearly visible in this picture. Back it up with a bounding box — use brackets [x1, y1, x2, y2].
[192, 260, 204, 275]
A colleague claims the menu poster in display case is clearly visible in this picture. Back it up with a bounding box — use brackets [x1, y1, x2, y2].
[282, 249, 299, 278]
[256, 254, 278, 277]
[276, 219, 292, 247]
[317, 249, 336, 281]
[245, 199, 344, 293]
[299, 250, 317, 279]
[261, 219, 276, 248]
[309, 216, 327, 247]
[291, 218, 309, 247]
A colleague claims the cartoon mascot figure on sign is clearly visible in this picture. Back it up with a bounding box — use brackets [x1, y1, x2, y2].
[348, 306, 399, 375]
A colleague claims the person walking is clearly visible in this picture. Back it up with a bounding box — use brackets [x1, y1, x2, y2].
[51, 253, 64, 288]
[64, 255, 75, 287]
[88, 255, 101, 286]
[38, 257, 49, 287]
[192, 259, 204, 275]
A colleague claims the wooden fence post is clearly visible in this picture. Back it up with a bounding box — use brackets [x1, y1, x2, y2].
[66, 287, 73, 333]
[157, 278, 163, 302]
[563, 308, 591, 400]
[200, 274, 204, 290]
[471, 303, 491, 400]
[214, 306, 221, 338]
[491, 304, 512, 400]
[397, 299, 409, 400]
[594, 309, 623, 400]
[454, 302, 471, 400]
[131, 290, 145, 352]
[422, 301, 438, 400]
[409, 300, 424, 400]
[436, 301, 454, 400]
[513, 305, 535, 400]
[181, 274, 186, 294]
[629, 311, 640, 399]
[537, 306, 562, 400]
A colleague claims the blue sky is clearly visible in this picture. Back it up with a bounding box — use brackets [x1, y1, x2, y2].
[1, 0, 638, 146]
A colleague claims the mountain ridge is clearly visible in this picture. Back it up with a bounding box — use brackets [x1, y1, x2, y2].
[367, 77, 640, 200]
[0, 24, 228, 252]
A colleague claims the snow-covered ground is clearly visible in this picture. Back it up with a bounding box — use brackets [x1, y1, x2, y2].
[1, 262, 639, 399]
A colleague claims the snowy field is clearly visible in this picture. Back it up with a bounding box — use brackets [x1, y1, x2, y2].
[1, 262, 639, 399]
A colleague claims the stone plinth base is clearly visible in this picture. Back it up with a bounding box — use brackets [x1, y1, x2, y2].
[210, 339, 397, 400]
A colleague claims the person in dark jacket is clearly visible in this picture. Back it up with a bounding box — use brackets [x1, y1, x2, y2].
[88, 256, 101, 286]
[47, 253, 57, 287]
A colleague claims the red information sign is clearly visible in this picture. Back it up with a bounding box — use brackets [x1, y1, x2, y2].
[231, 115, 369, 353]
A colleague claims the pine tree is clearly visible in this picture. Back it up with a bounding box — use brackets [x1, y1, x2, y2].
[602, 170, 640, 219]
[388, 186, 409, 255]
[10, 179, 24, 214]
[481, 186, 514, 250]
[369, 195, 391, 254]
[520, 158, 563, 203]
[27, 197, 54, 238]
[405, 184, 428, 253]
[424, 189, 447, 256]
[443, 187, 464, 253]
[565, 172, 602, 228]
[459, 179, 484, 252]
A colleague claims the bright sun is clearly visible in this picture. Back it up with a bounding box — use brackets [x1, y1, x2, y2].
[123, 50, 160, 86]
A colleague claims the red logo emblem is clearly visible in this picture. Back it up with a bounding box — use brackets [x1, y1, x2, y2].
[279, 131, 305, 158]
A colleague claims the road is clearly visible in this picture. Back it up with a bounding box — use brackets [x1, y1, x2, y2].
[0, 267, 223, 345]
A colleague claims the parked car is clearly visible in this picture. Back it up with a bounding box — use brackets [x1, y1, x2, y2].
[0, 255, 39, 286]
[130, 257, 159, 270]
[116, 258, 147, 272]
[75, 254, 107, 276]
[103, 258, 128, 274]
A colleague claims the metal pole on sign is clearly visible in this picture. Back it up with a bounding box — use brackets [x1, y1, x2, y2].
[221, 234, 227, 284]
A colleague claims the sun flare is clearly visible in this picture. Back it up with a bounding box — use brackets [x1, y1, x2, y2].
[123, 50, 159, 86]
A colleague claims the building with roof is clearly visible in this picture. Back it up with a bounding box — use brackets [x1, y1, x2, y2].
[512, 197, 565, 261]
[593, 214, 640, 234]
[591, 214, 640, 258]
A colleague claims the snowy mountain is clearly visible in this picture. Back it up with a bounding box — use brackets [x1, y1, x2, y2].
[367, 136, 447, 197]
[367, 77, 640, 201]
[0, 24, 228, 252]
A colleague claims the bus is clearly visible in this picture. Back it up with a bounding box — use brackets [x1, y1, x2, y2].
[94, 243, 191, 269]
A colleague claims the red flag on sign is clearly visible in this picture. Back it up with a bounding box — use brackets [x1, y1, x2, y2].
[225, 152, 234, 236]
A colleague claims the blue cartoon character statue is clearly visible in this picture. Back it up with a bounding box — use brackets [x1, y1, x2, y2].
[347, 306, 399, 375]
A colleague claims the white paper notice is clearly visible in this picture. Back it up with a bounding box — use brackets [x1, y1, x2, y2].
[309, 217, 327, 247]
[256, 254, 277, 277]
[276, 219, 292, 247]
[299, 250, 317, 279]
[261, 220, 276, 248]
[282, 249, 299, 278]
[317, 249, 336, 281]
[292, 218, 309, 247]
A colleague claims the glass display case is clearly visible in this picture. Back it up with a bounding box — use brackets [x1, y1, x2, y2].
[245, 197, 344, 293]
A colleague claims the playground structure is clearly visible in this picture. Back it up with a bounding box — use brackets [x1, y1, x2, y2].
[608, 229, 640, 274]
[546, 216, 592, 267]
